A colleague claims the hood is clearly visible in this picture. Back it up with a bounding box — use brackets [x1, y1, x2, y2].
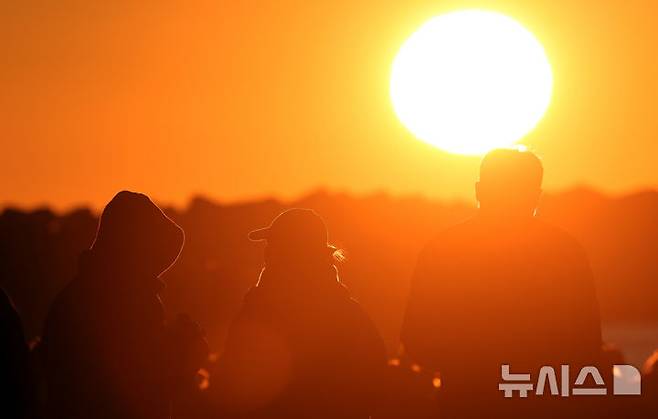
[89, 190, 185, 278]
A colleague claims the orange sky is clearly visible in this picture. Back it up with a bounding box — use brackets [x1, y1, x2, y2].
[1, 0, 657, 210]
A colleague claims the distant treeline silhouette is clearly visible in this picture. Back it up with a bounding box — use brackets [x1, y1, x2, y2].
[1, 187, 658, 353]
[4, 150, 658, 419]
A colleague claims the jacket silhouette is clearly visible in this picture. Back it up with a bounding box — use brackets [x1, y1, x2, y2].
[216, 209, 387, 418]
[0, 288, 32, 419]
[402, 149, 602, 418]
[41, 191, 203, 419]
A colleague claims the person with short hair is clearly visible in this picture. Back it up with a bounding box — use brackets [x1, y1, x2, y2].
[402, 148, 602, 418]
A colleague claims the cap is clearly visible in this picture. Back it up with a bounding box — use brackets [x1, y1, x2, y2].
[248, 208, 329, 249]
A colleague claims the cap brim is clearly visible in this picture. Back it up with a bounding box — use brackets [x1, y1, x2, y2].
[248, 227, 270, 241]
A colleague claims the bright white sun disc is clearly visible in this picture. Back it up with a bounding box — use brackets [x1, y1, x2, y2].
[390, 10, 553, 155]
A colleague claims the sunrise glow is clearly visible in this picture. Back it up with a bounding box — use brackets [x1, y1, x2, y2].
[390, 10, 553, 155]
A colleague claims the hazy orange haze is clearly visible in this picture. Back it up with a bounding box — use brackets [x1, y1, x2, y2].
[1, 0, 657, 209]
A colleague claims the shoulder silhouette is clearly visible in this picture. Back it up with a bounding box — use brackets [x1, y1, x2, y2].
[0, 287, 32, 419]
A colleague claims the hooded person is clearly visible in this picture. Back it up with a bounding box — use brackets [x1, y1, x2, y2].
[42, 191, 206, 419]
[215, 208, 387, 418]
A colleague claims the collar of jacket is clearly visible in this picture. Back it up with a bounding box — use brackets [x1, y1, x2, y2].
[77, 249, 166, 295]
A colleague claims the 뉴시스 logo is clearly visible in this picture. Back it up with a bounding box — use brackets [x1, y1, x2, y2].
[499, 364, 642, 398]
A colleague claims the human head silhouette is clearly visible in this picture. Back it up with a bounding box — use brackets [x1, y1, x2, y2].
[90, 191, 185, 278]
[475, 147, 543, 217]
[249, 208, 341, 270]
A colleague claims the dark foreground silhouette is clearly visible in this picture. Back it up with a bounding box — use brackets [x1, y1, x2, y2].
[214, 209, 387, 418]
[0, 287, 33, 419]
[41, 191, 208, 419]
[4, 187, 658, 359]
[0, 151, 658, 418]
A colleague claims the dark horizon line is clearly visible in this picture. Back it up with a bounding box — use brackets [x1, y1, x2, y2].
[2, 184, 657, 216]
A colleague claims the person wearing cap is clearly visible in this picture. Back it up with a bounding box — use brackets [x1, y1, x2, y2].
[215, 208, 387, 418]
[41, 191, 208, 419]
[401, 148, 602, 419]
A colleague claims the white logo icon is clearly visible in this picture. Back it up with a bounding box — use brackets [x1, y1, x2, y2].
[499, 364, 641, 398]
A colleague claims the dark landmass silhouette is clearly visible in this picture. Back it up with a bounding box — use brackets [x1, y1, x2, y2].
[1, 187, 657, 354]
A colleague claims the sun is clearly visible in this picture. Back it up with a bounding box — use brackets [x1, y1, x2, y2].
[390, 10, 553, 155]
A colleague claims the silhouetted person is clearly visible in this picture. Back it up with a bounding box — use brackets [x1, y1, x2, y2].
[41, 191, 207, 419]
[640, 350, 658, 415]
[215, 209, 387, 418]
[0, 288, 32, 419]
[402, 148, 602, 418]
